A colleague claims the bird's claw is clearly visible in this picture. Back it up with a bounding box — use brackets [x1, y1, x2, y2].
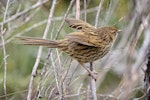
[88, 71, 98, 81]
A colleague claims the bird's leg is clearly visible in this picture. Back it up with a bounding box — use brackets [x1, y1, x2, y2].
[89, 62, 98, 81]
[80, 63, 97, 81]
[89, 62, 98, 75]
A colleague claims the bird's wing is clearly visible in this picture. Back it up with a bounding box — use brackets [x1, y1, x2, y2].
[65, 18, 96, 32]
[66, 32, 107, 47]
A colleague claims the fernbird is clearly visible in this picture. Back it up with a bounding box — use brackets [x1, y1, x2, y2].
[17, 18, 120, 80]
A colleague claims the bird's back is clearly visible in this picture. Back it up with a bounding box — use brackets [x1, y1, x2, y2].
[59, 39, 111, 63]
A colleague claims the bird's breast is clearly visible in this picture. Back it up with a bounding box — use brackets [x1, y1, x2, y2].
[62, 42, 111, 63]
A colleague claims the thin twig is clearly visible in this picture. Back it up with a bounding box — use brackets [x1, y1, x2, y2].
[95, 0, 104, 27]
[0, 0, 49, 26]
[0, 0, 10, 100]
[0, 33, 8, 100]
[7, 7, 40, 35]
[0, 89, 28, 99]
[84, 0, 87, 22]
[27, 0, 57, 100]
[61, 58, 72, 99]
[67, 63, 79, 86]
[50, 51, 61, 100]
[55, 0, 75, 39]
[77, 83, 83, 99]
[76, 0, 80, 19]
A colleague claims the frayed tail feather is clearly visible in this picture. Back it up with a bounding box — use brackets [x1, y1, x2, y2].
[15, 36, 59, 48]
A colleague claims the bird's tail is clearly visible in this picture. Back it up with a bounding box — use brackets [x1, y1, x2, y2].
[16, 36, 60, 48]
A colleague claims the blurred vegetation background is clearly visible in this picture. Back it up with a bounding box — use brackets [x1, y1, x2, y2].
[0, 0, 150, 100]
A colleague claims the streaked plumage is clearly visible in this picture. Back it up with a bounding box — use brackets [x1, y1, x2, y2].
[17, 18, 120, 79]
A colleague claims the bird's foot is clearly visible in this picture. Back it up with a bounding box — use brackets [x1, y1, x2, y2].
[88, 70, 98, 81]
[79, 63, 98, 81]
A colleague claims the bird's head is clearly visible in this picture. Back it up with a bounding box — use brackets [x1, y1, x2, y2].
[97, 26, 121, 42]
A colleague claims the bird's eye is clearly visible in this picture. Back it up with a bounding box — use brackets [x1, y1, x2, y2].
[113, 32, 116, 35]
[111, 30, 116, 34]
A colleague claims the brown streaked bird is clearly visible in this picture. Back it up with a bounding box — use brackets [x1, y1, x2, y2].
[16, 18, 121, 80]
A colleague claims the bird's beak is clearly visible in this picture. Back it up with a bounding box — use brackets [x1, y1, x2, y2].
[118, 30, 122, 33]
